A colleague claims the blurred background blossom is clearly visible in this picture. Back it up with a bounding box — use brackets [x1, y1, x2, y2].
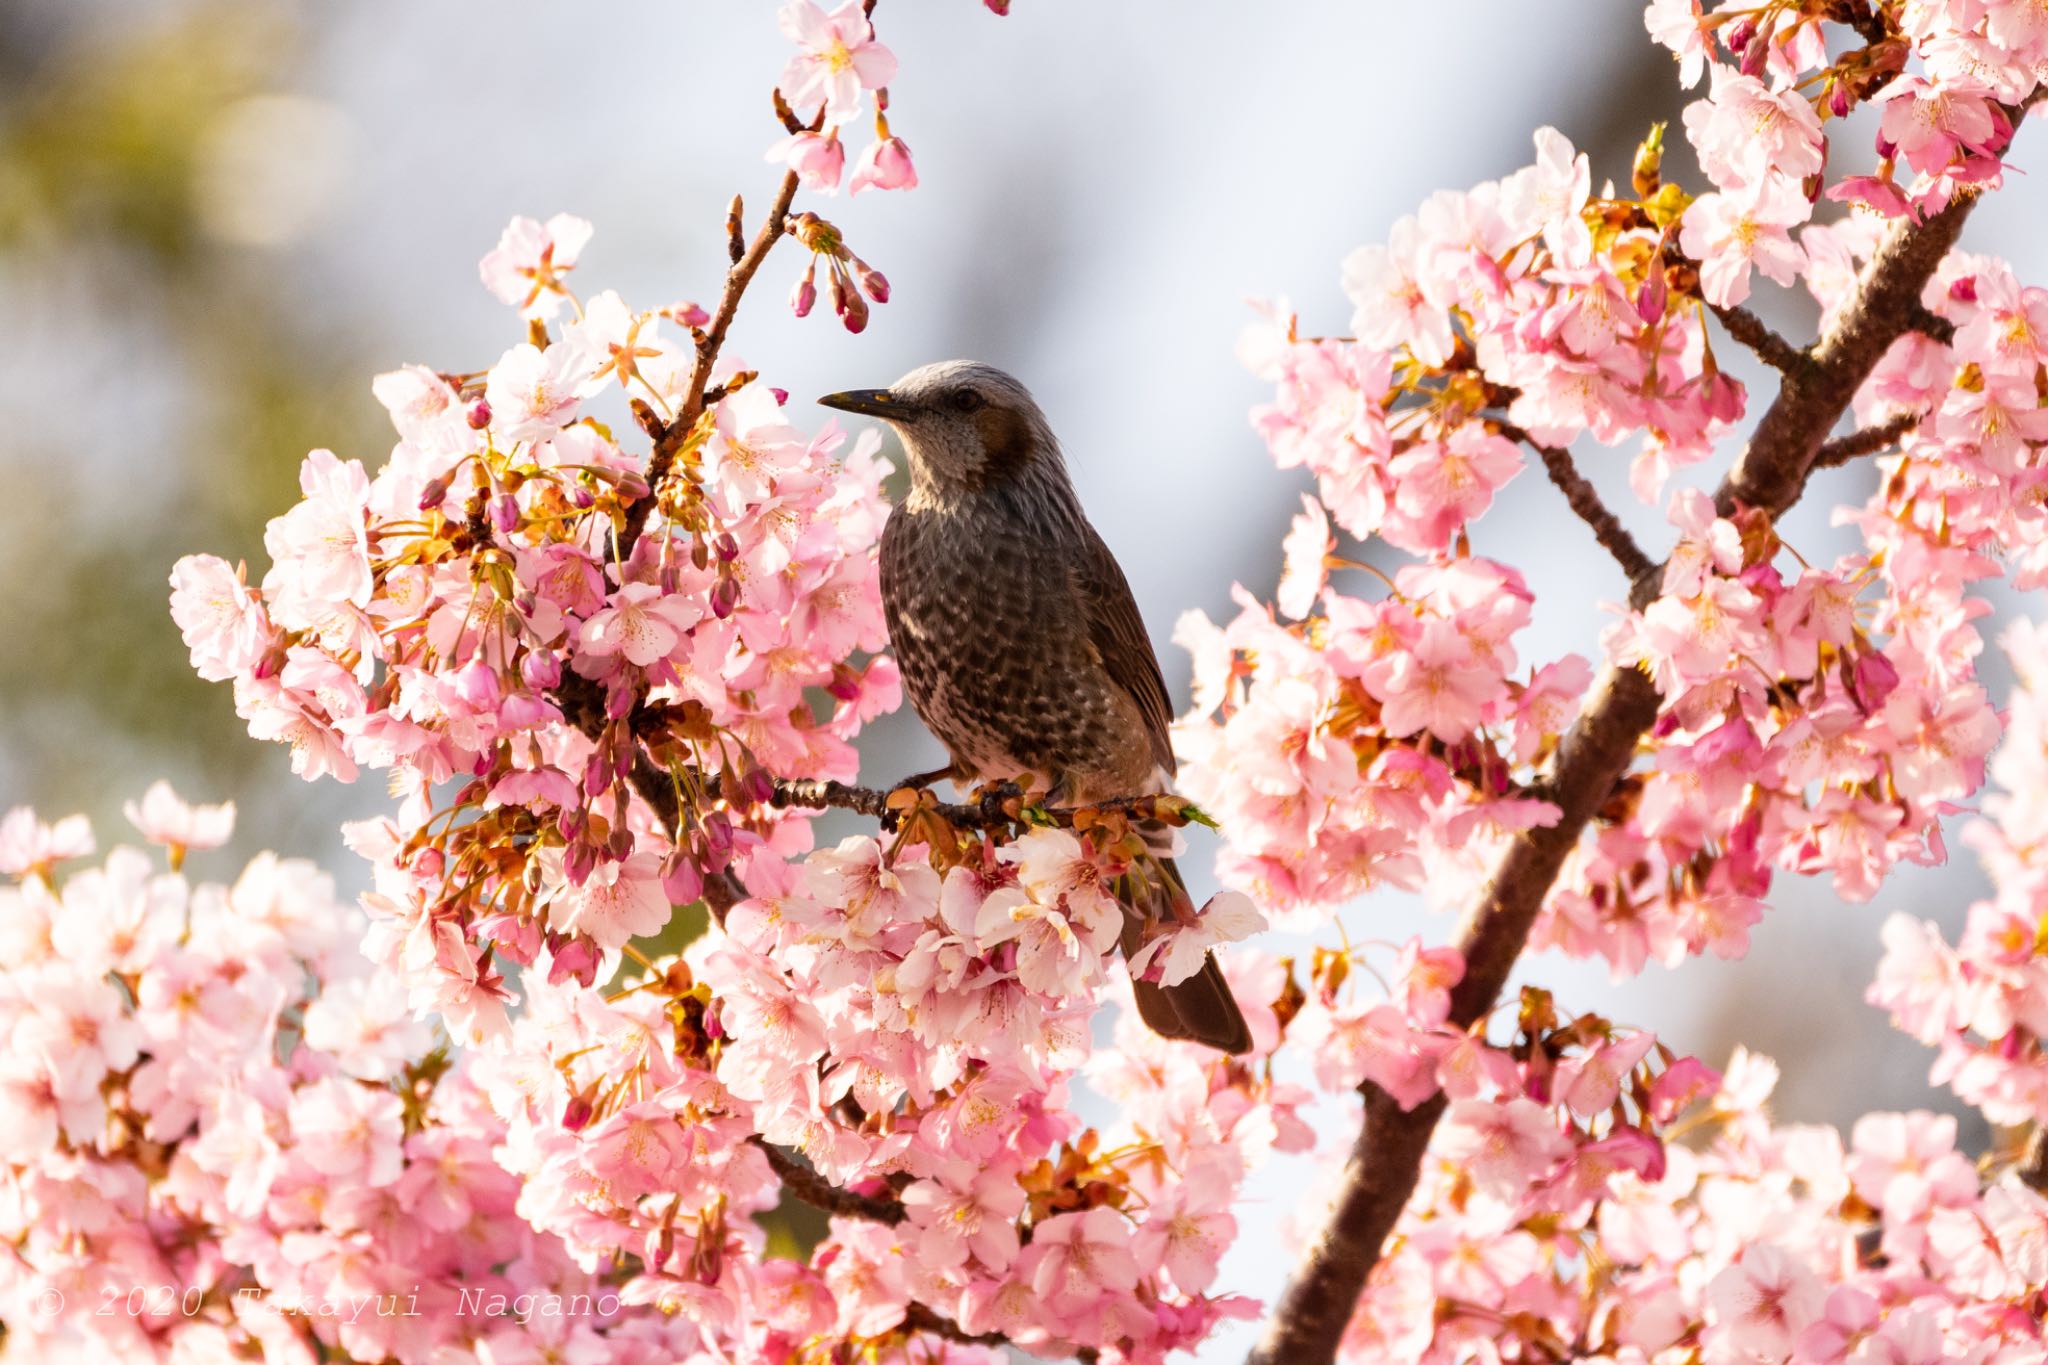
[8, 2, 2048, 1357]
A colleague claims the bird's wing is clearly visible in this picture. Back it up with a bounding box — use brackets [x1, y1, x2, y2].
[1073, 521, 1177, 777]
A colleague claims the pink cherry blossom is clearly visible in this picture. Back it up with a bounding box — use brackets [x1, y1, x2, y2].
[777, 1, 897, 125]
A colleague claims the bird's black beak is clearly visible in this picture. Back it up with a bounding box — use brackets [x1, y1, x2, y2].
[817, 388, 905, 419]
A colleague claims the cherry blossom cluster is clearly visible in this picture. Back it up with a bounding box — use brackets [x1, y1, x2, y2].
[172, 200, 907, 1042]
[1173, 549, 1577, 924]
[1872, 617, 2048, 1128]
[1188, 2, 2045, 978]
[0, 795, 716, 1363]
[1345, 1042, 2048, 1362]
[1648, 0, 2039, 221]
[454, 817, 1297, 1360]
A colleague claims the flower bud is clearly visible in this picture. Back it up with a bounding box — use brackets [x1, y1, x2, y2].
[791, 265, 818, 319]
[548, 935, 602, 989]
[711, 574, 741, 619]
[417, 476, 449, 510]
[715, 532, 740, 562]
[467, 399, 492, 430]
[453, 660, 501, 711]
[661, 849, 705, 904]
[490, 493, 520, 534]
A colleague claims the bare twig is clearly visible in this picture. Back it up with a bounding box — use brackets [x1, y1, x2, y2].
[1812, 411, 1922, 469]
[622, 168, 804, 555]
[1710, 301, 1812, 374]
[1250, 191, 1983, 1365]
[1498, 422, 1658, 586]
[751, 1136, 906, 1224]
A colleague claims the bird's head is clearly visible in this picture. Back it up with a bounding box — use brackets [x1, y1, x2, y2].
[819, 359, 1060, 501]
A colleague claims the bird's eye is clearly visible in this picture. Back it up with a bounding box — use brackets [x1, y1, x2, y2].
[948, 390, 984, 414]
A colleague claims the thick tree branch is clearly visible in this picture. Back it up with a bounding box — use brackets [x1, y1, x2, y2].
[1250, 191, 1982, 1365]
[1499, 421, 1659, 586]
[622, 168, 803, 555]
[1710, 301, 1812, 375]
[1812, 410, 1922, 469]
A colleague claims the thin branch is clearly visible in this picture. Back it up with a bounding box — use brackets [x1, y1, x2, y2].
[1812, 411, 1922, 469]
[2020, 1126, 2048, 1194]
[1904, 301, 1957, 345]
[1498, 422, 1659, 586]
[1250, 190, 1984, 1365]
[622, 168, 803, 556]
[751, 1136, 906, 1224]
[900, 1303, 1008, 1350]
[1825, 0, 1890, 46]
[1710, 301, 1812, 374]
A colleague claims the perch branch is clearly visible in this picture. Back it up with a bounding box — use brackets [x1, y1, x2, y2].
[751, 1136, 906, 1225]
[1249, 191, 1982, 1365]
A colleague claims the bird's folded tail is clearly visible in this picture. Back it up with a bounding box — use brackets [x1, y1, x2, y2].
[1120, 855, 1254, 1055]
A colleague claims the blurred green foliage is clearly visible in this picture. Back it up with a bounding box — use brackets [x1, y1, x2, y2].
[0, 2, 381, 847]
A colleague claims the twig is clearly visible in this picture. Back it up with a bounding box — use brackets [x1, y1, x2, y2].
[1826, 0, 1890, 46]
[1498, 422, 1658, 586]
[2019, 1125, 2048, 1194]
[1904, 302, 1957, 344]
[751, 1136, 906, 1224]
[622, 168, 804, 555]
[1710, 302, 1812, 374]
[1812, 411, 1922, 469]
[1249, 191, 1984, 1365]
[901, 1302, 1008, 1350]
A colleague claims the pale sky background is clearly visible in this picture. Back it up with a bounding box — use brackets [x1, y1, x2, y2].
[7, 2, 2048, 1360]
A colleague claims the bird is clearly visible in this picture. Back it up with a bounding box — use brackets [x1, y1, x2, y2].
[818, 360, 1254, 1054]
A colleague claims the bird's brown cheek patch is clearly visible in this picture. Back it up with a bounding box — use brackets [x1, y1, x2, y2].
[974, 407, 1034, 483]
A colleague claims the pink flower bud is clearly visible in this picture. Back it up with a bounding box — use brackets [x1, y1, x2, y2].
[1635, 266, 1667, 325]
[711, 575, 741, 619]
[417, 476, 449, 510]
[715, 532, 740, 562]
[791, 269, 817, 319]
[489, 493, 520, 533]
[661, 850, 704, 904]
[452, 660, 501, 711]
[739, 765, 775, 806]
[849, 136, 918, 196]
[548, 936, 602, 988]
[837, 286, 870, 335]
[411, 847, 445, 878]
[467, 399, 492, 429]
[520, 650, 562, 689]
[570, 485, 597, 509]
[771, 387, 789, 404]
[1827, 83, 1852, 119]
[860, 266, 890, 305]
[1851, 650, 1901, 713]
